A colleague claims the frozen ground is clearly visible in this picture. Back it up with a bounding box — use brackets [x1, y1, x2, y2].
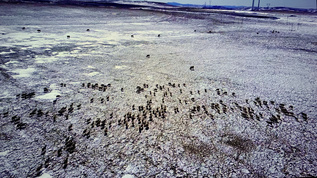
[0, 2, 316, 177]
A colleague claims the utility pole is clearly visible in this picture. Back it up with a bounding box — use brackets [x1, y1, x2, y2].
[252, 0, 255, 11]
[257, 0, 261, 10]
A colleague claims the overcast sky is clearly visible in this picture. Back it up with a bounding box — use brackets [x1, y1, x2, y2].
[151, 0, 316, 9]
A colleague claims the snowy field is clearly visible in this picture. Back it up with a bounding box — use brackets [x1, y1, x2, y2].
[0, 2, 316, 177]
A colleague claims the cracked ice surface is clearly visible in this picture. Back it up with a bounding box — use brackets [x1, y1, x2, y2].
[0, 2, 316, 178]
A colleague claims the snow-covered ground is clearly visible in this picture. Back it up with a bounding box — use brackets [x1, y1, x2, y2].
[0, 2, 316, 177]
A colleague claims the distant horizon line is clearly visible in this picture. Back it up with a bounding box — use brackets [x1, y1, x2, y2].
[160, 1, 317, 10]
[1, 0, 316, 11]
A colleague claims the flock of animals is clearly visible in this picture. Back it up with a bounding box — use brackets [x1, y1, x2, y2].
[0, 78, 310, 176]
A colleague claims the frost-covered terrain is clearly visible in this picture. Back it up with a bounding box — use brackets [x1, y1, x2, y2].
[0, 2, 316, 177]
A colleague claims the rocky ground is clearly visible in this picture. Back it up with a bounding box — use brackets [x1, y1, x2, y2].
[0, 2, 316, 177]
